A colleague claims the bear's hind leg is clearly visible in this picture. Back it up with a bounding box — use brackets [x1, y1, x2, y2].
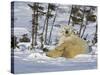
[62, 50, 77, 58]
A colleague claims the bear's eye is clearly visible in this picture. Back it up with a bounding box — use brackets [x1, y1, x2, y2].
[65, 30, 68, 34]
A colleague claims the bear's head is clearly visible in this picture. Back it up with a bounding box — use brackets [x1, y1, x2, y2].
[60, 25, 76, 37]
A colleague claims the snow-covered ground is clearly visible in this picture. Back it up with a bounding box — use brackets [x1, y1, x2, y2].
[12, 45, 97, 74]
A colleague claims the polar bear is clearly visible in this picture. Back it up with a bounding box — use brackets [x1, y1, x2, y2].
[46, 25, 89, 58]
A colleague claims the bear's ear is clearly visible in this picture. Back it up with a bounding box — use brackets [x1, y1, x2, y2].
[72, 29, 78, 35]
[60, 25, 74, 33]
[68, 25, 73, 30]
[61, 25, 66, 30]
[60, 25, 66, 33]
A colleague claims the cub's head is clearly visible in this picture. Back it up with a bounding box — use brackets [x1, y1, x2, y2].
[60, 25, 76, 37]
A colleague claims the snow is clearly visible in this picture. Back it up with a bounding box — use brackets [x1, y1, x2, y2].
[18, 42, 30, 47]
[12, 27, 31, 39]
[11, 2, 97, 74]
[12, 45, 97, 74]
[12, 34, 97, 74]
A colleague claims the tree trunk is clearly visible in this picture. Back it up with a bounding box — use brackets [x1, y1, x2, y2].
[45, 16, 49, 44]
[81, 25, 86, 38]
[31, 3, 36, 48]
[79, 6, 85, 37]
[48, 8, 58, 44]
[44, 4, 50, 44]
[34, 3, 39, 45]
[31, 13, 35, 48]
[93, 24, 97, 44]
[68, 5, 73, 25]
[40, 33, 44, 49]
[42, 16, 47, 33]
[79, 25, 82, 37]
[81, 7, 92, 38]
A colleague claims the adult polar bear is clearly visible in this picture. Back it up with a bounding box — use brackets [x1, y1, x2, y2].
[46, 25, 89, 58]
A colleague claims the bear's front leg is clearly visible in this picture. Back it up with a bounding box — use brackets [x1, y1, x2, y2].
[46, 43, 65, 58]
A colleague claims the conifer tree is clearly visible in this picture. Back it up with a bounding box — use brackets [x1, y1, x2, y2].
[28, 3, 45, 48]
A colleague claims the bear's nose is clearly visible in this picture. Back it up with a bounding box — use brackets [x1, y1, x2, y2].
[65, 30, 68, 34]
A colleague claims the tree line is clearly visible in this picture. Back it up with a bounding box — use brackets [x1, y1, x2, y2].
[27, 3, 97, 49]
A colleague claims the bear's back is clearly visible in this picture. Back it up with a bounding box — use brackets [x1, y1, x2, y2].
[62, 35, 89, 58]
